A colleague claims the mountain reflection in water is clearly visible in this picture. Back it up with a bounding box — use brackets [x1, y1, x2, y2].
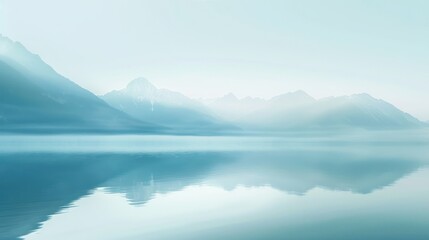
[0, 137, 428, 240]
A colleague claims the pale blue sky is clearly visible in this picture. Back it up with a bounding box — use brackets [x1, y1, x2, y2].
[1, 0, 428, 119]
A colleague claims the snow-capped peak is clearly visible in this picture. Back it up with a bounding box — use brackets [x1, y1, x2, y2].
[126, 78, 157, 91]
[125, 77, 158, 101]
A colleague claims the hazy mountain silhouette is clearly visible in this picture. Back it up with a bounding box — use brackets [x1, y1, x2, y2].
[101, 78, 237, 133]
[0, 35, 426, 133]
[202, 93, 266, 122]
[203, 91, 426, 131]
[0, 35, 160, 133]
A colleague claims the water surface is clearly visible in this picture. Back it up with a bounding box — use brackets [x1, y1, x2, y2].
[1, 133, 428, 240]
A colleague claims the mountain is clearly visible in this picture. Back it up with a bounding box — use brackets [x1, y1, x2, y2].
[1, 35, 424, 133]
[0, 35, 159, 133]
[202, 91, 426, 131]
[202, 93, 266, 122]
[101, 78, 237, 133]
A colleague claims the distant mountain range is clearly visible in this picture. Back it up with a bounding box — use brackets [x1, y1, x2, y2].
[101, 78, 236, 133]
[216, 92, 424, 130]
[201, 93, 266, 122]
[203, 91, 425, 131]
[0, 35, 426, 134]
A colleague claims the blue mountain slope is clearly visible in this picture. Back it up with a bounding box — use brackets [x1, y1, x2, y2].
[0, 36, 159, 133]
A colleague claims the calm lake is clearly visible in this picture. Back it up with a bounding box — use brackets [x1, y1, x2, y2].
[1, 132, 429, 240]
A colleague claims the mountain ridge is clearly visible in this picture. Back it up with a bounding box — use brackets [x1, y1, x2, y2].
[200, 91, 426, 131]
[0, 35, 161, 133]
[101, 78, 238, 133]
[0, 35, 426, 134]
